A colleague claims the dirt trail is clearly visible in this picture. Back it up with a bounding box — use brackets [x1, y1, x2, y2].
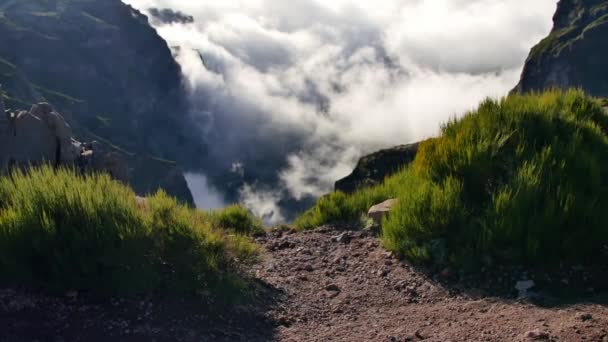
[2, 227, 608, 341]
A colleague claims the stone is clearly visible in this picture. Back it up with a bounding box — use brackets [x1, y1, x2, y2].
[2, 103, 82, 170]
[11, 110, 57, 165]
[332, 232, 351, 244]
[575, 312, 593, 322]
[135, 196, 148, 209]
[325, 284, 341, 292]
[394, 280, 409, 291]
[524, 329, 550, 340]
[368, 199, 399, 223]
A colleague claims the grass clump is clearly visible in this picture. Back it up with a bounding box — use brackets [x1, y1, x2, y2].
[296, 89, 608, 268]
[209, 205, 264, 235]
[0, 166, 259, 300]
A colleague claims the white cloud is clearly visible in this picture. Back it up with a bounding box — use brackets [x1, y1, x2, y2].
[123, 0, 557, 221]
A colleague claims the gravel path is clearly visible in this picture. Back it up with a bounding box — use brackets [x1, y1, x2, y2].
[2, 227, 607, 341]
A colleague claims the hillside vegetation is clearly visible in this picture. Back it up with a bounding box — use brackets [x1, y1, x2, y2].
[0, 167, 260, 300]
[296, 89, 608, 268]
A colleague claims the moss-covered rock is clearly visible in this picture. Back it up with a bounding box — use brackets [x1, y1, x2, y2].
[515, 0, 608, 97]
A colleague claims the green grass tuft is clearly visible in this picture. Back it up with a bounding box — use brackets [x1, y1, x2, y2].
[0, 166, 259, 300]
[296, 89, 608, 268]
[209, 205, 265, 236]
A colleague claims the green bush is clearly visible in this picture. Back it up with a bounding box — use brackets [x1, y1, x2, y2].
[0, 166, 259, 299]
[209, 205, 264, 235]
[296, 89, 608, 267]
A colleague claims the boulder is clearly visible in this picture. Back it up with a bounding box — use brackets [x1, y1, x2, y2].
[0, 102, 195, 206]
[368, 199, 399, 224]
[6, 103, 81, 168]
[11, 110, 58, 165]
[336, 143, 419, 193]
[28, 103, 78, 164]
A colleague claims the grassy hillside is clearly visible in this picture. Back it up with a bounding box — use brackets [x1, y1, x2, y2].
[296, 89, 608, 268]
[0, 166, 261, 301]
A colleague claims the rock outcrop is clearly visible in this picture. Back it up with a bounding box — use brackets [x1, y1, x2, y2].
[0, 97, 194, 205]
[335, 143, 419, 193]
[0, 0, 204, 166]
[514, 0, 608, 96]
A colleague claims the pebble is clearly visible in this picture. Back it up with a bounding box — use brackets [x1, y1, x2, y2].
[325, 284, 341, 292]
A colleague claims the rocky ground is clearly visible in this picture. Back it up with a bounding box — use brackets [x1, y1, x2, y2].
[2, 227, 608, 342]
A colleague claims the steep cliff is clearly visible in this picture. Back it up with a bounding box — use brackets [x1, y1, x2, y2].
[0, 0, 201, 203]
[0, 0, 203, 161]
[514, 0, 608, 96]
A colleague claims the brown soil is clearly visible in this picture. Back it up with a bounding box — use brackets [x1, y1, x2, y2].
[2, 227, 608, 341]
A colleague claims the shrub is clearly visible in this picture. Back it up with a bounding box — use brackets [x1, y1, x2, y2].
[296, 89, 608, 267]
[209, 205, 264, 235]
[0, 166, 259, 299]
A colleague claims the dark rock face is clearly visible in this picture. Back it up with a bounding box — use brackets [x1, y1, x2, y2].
[335, 143, 419, 193]
[0, 0, 203, 163]
[514, 0, 608, 96]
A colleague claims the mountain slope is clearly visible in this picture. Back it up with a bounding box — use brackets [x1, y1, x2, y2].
[514, 0, 608, 96]
[0, 0, 202, 162]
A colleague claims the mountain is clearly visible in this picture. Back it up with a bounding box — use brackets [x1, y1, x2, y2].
[0, 0, 203, 202]
[335, 143, 419, 194]
[514, 0, 608, 96]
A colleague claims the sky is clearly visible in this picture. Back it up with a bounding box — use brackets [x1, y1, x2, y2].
[123, 0, 558, 223]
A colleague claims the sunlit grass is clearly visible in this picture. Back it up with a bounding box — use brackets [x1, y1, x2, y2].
[0, 166, 260, 300]
[296, 89, 608, 267]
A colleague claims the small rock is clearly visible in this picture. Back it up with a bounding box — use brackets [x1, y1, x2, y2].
[277, 239, 295, 250]
[394, 280, 408, 291]
[575, 312, 593, 321]
[404, 286, 418, 297]
[325, 284, 341, 292]
[332, 256, 345, 264]
[299, 264, 313, 272]
[332, 232, 351, 244]
[524, 329, 550, 340]
[368, 199, 399, 223]
[327, 291, 340, 299]
[276, 316, 293, 327]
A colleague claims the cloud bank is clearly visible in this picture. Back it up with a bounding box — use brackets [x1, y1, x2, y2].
[124, 0, 557, 223]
